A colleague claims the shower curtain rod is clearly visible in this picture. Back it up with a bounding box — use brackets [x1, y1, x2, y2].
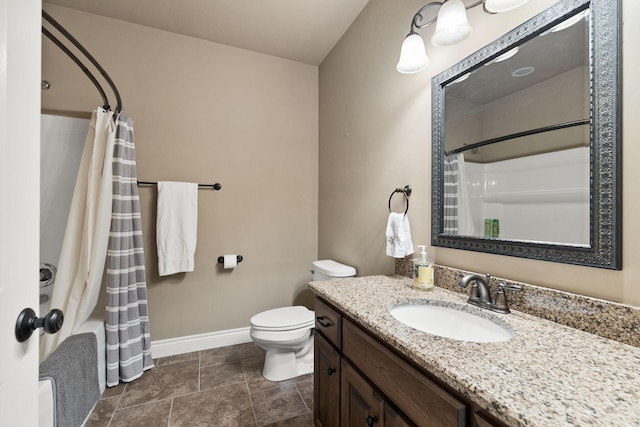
[445, 119, 589, 156]
[42, 10, 123, 113]
[41, 27, 110, 111]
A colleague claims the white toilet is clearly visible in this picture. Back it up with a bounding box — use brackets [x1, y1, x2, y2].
[249, 259, 356, 381]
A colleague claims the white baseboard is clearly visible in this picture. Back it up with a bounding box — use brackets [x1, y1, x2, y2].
[150, 327, 252, 359]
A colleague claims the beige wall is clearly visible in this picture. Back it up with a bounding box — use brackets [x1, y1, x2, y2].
[42, 5, 319, 340]
[319, 0, 640, 306]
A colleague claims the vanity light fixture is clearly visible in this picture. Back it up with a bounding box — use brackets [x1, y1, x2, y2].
[432, 0, 472, 47]
[484, 0, 530, 13]
[397, 0, 531, 74]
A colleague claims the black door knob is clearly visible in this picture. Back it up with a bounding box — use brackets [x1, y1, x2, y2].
[15, 308, 64, 342]
[366, 415, 378, 426]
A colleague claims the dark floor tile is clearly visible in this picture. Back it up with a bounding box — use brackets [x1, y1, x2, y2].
[110, 399, 172, 427]
[169, 383, 256, 427]
[200, 342, 260, 367]
[83, 396, 119, 427]
[295, 376, 314, 411]
[251, 383, 308, 426]
[118, 360, 199, 408]
[156, 350, 199, 366]
[262, 412, 314, 427]
[200, 360, 246, 391]
[102, 381, 127, 398]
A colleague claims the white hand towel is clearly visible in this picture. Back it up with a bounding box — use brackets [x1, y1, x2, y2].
[156, 181, 198, 276]
[386, 213, 414, 258]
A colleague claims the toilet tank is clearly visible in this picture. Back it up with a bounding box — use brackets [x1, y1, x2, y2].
[312, 260, 356, 281]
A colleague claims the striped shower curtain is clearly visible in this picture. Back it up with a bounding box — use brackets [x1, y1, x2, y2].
[444, 153, 475, 236]
[106, 112, 154, 386]
[443, 154, 460, 234]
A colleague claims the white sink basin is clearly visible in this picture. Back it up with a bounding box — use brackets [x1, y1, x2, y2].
[390, 302, 513, 343]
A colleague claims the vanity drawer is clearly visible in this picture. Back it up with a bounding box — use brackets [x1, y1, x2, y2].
[342, 319, 468, 426]
[314, 298, 342, 348]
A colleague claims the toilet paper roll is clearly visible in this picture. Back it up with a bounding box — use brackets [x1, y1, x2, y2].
[223, 254, 237, 269]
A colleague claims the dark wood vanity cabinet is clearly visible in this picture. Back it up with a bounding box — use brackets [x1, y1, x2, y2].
[314, 333, 341, 427]
[314, 296, 507, 427]
[341, 358, 412, 427]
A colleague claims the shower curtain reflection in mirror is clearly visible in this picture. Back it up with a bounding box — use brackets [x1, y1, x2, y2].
[443, 153, 475, 236]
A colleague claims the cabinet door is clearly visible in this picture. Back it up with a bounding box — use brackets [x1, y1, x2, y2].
[385, 403, 412, 427]
[341, 359, 384, 427]
[343, 319, 468, 426]
[474, 411, 508, 427]
[315, 333, 341, 427]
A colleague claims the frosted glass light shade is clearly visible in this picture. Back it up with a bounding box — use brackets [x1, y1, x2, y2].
[397, 33, 430, 74]
[484, 0, 530, 13]
[431, 0, 472, 47]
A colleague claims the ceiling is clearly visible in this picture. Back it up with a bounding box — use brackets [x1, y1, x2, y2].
[446, 14, 588, 105]
[43, 0, 371, 66]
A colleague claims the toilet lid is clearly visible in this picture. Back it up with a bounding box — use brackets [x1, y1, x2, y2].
[250, 306, 315, 331]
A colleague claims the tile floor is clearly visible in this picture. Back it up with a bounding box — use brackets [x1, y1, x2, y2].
[85, 343, 314, 427]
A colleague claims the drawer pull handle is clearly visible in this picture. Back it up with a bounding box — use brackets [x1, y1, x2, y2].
[366, 415, 378, 426]
[327, 367, 336, 376]
[316, 316, 331, 328]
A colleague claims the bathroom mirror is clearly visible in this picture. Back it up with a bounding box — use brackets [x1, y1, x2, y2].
[431, 0, 621, 269]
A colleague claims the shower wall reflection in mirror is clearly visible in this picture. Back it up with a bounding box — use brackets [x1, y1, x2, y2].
[431, 0, 621, 269]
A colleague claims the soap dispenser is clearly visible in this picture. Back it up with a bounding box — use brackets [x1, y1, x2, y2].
[412, 245, 434, 291]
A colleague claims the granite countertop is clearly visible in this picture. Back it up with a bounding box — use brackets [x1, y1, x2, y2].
[309, 275, 640, 427]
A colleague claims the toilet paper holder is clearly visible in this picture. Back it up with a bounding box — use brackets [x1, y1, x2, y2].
[217, 255, 243, 264]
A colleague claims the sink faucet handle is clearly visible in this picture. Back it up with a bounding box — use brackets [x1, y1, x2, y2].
[498, 283, 522, 292]
[493, 283, 522, 314]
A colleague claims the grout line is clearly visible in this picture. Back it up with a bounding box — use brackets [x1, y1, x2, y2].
[167, 398, 174, 427]
[294, 382, 311, 413]
[112, 396, 173, 411]
[106, 384, 127, 426]
[244, 373, 259, 426]
[197, 350, 201, 392]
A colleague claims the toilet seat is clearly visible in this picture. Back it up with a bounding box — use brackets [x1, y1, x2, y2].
[250, 306, 315, 332]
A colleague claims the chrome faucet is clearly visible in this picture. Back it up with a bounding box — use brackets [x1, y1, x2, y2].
[458, 274, 522, 314]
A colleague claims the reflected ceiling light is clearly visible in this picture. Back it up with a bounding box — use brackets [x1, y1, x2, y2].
[493, 46, 519, 62]
[397, 0, 531, 74]
[452, 72, 470, 84]
[550, 9, 590, 32]
[512, 66, 535, 77]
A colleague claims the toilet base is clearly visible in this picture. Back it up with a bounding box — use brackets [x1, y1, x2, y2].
[261, 338, 314, 382]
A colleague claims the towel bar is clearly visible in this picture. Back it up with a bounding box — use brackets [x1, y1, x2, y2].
[388, 185, 412, 214]
[137, 181, 221, 190]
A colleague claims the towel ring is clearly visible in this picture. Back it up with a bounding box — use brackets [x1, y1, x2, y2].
[388, 185, 412, 215]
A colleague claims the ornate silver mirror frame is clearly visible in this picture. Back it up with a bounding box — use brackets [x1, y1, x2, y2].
[431, 0, 621, 269]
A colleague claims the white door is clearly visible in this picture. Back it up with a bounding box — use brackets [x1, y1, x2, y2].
[0, 1, 42, 426]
